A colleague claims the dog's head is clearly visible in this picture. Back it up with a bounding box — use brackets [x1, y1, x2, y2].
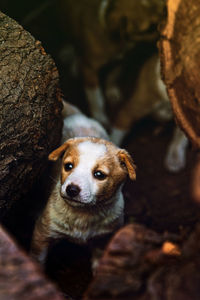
[100, 0, 165, 44]
[49, 137, 136, 207]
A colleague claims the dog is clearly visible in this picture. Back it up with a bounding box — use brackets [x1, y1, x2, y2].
[59, 0, 165, 125]
[31, 102, 136, 263]
[58, 1, 188, 172]
[106, 54, 188, 173]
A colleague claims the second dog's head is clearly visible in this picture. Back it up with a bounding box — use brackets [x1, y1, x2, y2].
[49, 137, 136, 207]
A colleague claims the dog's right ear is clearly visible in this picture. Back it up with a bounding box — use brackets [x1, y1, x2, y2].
[48, 141, 70, 161]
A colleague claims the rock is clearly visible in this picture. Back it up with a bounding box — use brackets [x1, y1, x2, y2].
[84, 224, 180, 299]
[0, 225, 65, 300]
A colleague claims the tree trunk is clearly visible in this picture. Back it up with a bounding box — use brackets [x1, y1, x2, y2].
[0, 11, 63, 217]
[159, 0, 200, 148]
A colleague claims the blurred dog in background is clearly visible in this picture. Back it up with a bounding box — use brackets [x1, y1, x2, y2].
[106, 54, 188, 173]
[59, 0, 188, 172]
[59, 0, 165, 124]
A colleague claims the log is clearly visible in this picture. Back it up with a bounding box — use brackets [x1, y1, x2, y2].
[0, 225, 65, 300]
[0, 11, 63, 217]
[159, 0, 200, 148]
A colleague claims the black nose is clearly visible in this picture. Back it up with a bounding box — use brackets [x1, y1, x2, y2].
[66, 184, 80, 198]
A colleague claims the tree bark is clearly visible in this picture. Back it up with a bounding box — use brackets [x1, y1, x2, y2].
[159, 0, 200, 148]
[0, 11, 63, 217]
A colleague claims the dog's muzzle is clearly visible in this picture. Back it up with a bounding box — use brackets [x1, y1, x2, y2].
[61, 180, 94, 206]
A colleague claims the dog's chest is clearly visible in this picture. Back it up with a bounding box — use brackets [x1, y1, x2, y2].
[48, 194, 124, 244]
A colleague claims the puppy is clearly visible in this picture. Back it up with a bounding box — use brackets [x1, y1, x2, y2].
[31, 102, 136, 263]
[59, 0, 165, 125]
[108, 54, 188, 172]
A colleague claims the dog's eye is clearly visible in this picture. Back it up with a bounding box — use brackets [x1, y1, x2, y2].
[64, 163, 73, 171]
[120, 161, 126, 168]
[93, 170, 107, 180]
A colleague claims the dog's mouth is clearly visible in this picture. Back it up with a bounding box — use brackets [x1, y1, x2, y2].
[62, 194, 83, 204]
[61, 193, 94, 208]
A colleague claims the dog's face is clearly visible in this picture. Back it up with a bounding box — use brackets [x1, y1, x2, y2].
[105, 0, 165, 43]
[49, 137, 136, 207]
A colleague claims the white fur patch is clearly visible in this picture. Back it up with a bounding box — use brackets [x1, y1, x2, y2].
[165, 127, 188, 172]
[85, 86, 109, 125]
[62, 113, 109, 141]
[78, 140, 106, 156]
[155, 59, 168, 101]
[99, 0, 109, 28]
[61, 141, 107, 204]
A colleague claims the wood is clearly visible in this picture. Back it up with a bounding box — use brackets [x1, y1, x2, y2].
[159, 0, 200, 148]
[0, 11, 63, 217]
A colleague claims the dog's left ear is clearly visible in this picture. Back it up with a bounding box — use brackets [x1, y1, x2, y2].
[48, 141, 70, 161]
[118, 150, 136, 180]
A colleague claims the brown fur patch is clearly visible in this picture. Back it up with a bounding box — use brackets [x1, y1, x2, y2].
[49, 142, 70, 161]
[90, 144, 136, 203]
[61, 144, 80, 184]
